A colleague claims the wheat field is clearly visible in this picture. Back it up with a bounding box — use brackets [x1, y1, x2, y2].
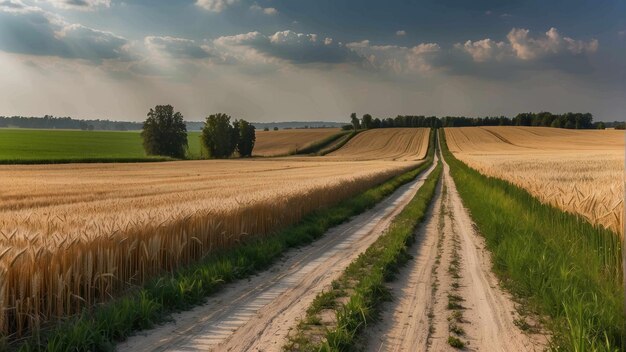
[328, 128, 429, 161]
[0, 153, 423, 337]
[253, 128, 341, 156]
[445, 126, 624, 234]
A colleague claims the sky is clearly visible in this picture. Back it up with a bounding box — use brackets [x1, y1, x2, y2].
[0, 0, 624, 122]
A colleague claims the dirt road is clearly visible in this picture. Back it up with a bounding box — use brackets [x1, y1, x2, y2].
[365, 151, 547, 351]
[117, 159, 437, 352]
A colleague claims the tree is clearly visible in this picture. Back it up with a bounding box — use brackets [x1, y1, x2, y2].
[362, 114, 373, 129]
[263, 127, 269, 131]
[350, 113, 360, 131]
[141, 105, 188, 159]
[273, 127, 279, 131]
[596, 122, 606, 130]
[236, 119, 256, 157]
[201, 113, 237, 158]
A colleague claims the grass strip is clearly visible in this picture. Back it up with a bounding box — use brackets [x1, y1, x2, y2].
[287, 146, 441, 351]
[295, 131, 352, 155]
[440, 130, 624, 351]
[318, 130, 362, 156]
[12, 132, 434, 352]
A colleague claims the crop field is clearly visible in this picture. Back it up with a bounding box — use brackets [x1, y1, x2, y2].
[445, 126, 624, 234]
[251, 128, 342, 156]
[0, 151, 422, 337]
[328, 128, 429, 160]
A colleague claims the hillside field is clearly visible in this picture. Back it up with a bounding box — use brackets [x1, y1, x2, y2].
[328, 128, 430, 161]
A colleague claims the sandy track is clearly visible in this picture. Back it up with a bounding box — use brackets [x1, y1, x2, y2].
[117, 159, 437, 352]
[366, 150, 547, 352]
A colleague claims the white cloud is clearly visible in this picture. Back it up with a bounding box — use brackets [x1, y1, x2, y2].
[507, 27, 597, 60]
[250, 4, 277, 15]
[37, 0, 111, 10]
[454, 39, 508, 62]
[346, 40, 440, 74]
[456, 27, 598, 63]
[396, 30, 406, 36]
[195, 0, 238, 12]
[144, 36, 212, 59]
[215, 30, 359, 65]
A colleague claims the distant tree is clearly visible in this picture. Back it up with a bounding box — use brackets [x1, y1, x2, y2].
[550, 118, 561, 128]
[273, 127, 279, 131]
[350, 113, 360, 131]
[372, 118, 382, 129]
[201, 113, 237, 158]
[341, 124, 353, 131]
[596, 122, 606, 130]
[236, 119, 256, 157]
[141, 105, 188, 159]
[263, 127, 270, 131]
[362, 114, 373, 129]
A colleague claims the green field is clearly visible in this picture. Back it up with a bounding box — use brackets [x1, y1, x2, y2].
[0, 129, 203, 163]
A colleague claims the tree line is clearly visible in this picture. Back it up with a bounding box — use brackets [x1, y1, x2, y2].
[343, 113, 440, 130]
[141, 105, 256, 159]
[344, 112, 622, 130]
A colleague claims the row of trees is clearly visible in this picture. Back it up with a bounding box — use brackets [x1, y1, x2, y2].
[0, 115, 144, 131]
[441, 112, 597, 129]
[141, 105, 255, 159]
[346, 113, 441, 130]
[346, 112, 606, 131]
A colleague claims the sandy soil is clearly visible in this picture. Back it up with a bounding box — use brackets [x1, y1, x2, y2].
[365, 150, 548, 352]
[116, 158, 438, 352]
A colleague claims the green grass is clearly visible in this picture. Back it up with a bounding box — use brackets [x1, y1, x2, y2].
[0, 128, 204, 163]
[295, 131, 351, 155]
[287, 131, 441, 351]
[441, 130, 624, 351]
[12, 132, 433, 352]
[318, 130, 362, 156]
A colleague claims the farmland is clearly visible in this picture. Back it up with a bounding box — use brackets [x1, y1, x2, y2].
[0, 128, 429, 342]
[0, 128, 343, 163]
[445, 126, 624, 233]
[328, 128, 430, 160]
[0, 125, 623, 352]
[250, 128, 342, 156]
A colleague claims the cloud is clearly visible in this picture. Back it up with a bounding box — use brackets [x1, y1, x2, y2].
[37, 0, 111, 10]
[250, 3, 277, 15]
[0, 1, 130, 61]
[507, 27, 597, 60]
[144, 36, 212, 59]
[346, 40, 440, 74]
[195, 0, 237, 12]
[396, 30, 406, 36]
[455, 39, 508, 62]
[455, 27, 597, 62]
[215, 30, 360, 64]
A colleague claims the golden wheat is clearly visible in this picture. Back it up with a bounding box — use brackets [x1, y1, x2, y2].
[253, 128, 341, 156]
[445, 126, 624, 234]
[0, 156, 421, 337]
[328, 128, 429, 161]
